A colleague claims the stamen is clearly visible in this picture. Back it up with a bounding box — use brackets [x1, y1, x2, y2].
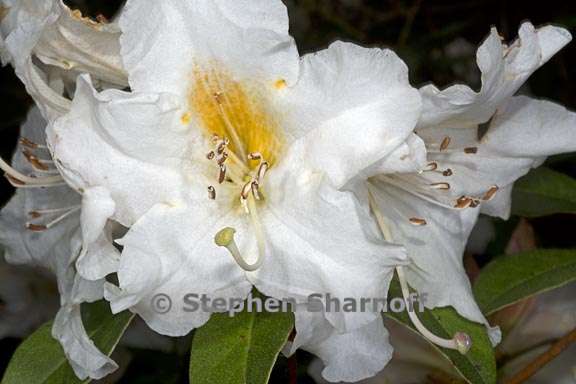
[455, 196, 472, 209]
[464, 147, 478, 154]
[7, 179, 66, 189]
[0, 156, 63, 186]
[442, 169, 453, 177]
[430, 182, 451, 190]
[240, 181, 252, 200]
[5, 175, 25, 187]
[26, 206, 80, 231]
[217, 141, 227, 155]
[26, 223, 48, 232]
[218, 164, 227, 184]
[19, 137, 48, 150]
[482, 186, 499, 201]
[368, 186, 471, 355]
[440, 137, 451, 151]
[207, 186, 216, 200]
[214, 227, 263, 272]
[423, 162, 438, 172]
[251, 181, 261, 200]
[22, 150, 50, 171]
[239, 181, 254, 213]
[248, 152, 262, 161]
[257, 162, 269, 185]
[409, 218, 427, 226]
[217, 152, 228, 166]
[206, 151, 215, 160]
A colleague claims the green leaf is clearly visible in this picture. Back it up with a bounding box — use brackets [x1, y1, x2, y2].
[386, 278, 497, 384]
[189, 293, 294, 384]
[2, 301, 134, 384]
[473, 249, 576, 315]
[511, 167, 576, 217]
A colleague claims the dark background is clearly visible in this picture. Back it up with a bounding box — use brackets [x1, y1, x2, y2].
[1, 1, 575, 383]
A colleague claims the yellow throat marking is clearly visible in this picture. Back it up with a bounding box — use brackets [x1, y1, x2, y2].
[189, 68, 284, 168]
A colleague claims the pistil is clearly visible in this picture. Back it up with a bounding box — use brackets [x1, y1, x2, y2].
[367, 184, 472, 355]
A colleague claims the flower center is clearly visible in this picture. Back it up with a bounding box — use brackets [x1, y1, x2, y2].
[189, 68, 284, 169]
[187, 67, 286, 271]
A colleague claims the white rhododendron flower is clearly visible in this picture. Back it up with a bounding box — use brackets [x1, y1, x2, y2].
[47, 0, 424, 380]
[0, 107, 122, 380]
[367, 22, 575, 348]
[0, 0, 126, 119]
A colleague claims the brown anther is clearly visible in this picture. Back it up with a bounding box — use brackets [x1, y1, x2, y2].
[464, 147, 478, 154]
[218, 165, 226, 184]
[442, 169, 453, 177]
[248, 152, 262, 161]
[440, 136, 451, 151]
[482, 186, 499, 201]
[23, 150, 49, 171]
[455, 196, 472, 209]
[206, 151, 215, 160]
[28, 211, 42, 219]
[424, 162, 438, 172]
[26, 223, 47, 232]
[207, 186, 216, 200]
[430, 182, 451, 190]
[217, 142, 227, 155]
[469, 199, 480, 208]
[241, 181, 252, 200]
[213, 92, 224, 104]
[409, 218, 427, 226]
[257, 162, 269, 184]
[5, 174, 25, 186]
[217, 152, 228, 166]
[251, 181, 261, 200]
[19, 137, 39, 149]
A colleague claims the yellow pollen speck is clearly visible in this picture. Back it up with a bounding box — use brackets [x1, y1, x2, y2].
[181, 112, 191, 125]
[274, 79, 287, 90]
[189, 67, 284, 167]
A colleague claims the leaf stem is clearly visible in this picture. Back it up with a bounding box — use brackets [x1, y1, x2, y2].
[505, 327, 576, 384]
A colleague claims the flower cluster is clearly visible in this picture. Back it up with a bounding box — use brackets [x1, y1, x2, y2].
[0, 0, 574, 382]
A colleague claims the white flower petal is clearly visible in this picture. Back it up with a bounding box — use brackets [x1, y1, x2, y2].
[419, 95, 576, 219]
[419, 22, 571, 128]
[52, 304, 117, 380]
[34, 1, 127, 86]
[368, 178, 501, 344]
[106, 203, 252, 337]
[120, 0, 299, 97]
[251, 157, 408, 332]
[293, 311, 393, 383]
[285, 41, 421, 187]
[0, 107, 81, 270]
[76, 187, 120, 281]
[0, 107, 118, 381]
[48, 75, 190, 226]
[362, 134, 428, 176]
